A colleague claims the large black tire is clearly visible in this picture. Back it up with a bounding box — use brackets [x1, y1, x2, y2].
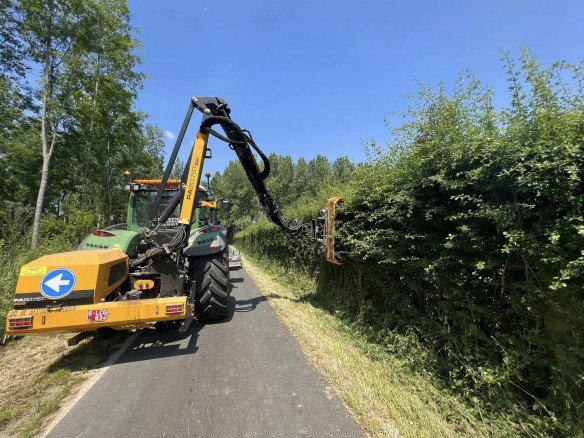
[189, 248, 231, 320]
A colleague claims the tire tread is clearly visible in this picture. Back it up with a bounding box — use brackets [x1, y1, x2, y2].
[190, 248, 230, 320]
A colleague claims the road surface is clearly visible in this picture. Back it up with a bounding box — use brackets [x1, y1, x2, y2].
[48, 267, 364, 438]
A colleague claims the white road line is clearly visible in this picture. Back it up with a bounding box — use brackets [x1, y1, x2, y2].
[39, 331, 141, 438]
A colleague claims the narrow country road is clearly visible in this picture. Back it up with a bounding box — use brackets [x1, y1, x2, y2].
[47, 267, 364, 438]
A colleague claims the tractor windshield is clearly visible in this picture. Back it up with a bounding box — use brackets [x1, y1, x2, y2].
[131, 190, 180, 229]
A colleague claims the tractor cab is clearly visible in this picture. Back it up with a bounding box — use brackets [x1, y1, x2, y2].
[126, 179, 220, 230]
[77, 179, 227, 259]
[125, 179, 182, 232]
[124, 179, 228, 257]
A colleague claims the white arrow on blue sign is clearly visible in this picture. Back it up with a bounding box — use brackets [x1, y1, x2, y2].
[40, 269, 76, 299]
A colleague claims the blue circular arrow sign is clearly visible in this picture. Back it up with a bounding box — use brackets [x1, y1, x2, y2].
[40, 269, 76, 299]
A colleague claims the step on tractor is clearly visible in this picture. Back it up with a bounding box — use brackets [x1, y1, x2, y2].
[6, 97, 341, 336]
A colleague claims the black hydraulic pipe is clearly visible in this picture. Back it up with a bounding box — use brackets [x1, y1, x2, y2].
[148, 100, 195, 227]
[201, 116, 271, 180]
[200, 115, 305, 233]
[157, 187, 183, 225]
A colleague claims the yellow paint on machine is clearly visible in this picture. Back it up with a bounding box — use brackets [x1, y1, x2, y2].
[324, 197, 342, 265]
[6, 296, 190, 335]
[200, 200, 217, 208]
[179, 131, 209, 225]
[134, 279, 155, 290]
[14, 249, 128, 303]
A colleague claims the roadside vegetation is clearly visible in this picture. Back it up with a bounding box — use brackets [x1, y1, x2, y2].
[0, 0, 165, 334]
[241, 252, 486, 437]
[0, 332, 127, 437]
[0, 2, 160, 435]
[223, 52, 584, 436]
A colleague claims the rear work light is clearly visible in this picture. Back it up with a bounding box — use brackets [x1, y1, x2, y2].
[165, 304, 184, 315]
[92, 229, 116, 237]
[9, 316, 33, 329]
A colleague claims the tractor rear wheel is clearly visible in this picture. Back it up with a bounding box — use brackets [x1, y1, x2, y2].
[189, 248, 230, 320]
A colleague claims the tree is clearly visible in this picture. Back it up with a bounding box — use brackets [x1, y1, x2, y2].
[20, 0, 92, 246]
[74, 0, 143, 199]
[211, 160, 259, 231]
[170, 156, 186, 180]
[0, 1, 32, 205]
[332, 156, 355, 184]
[292, 157, 309, 196]
[0, 0, 25, 78]
[306, 155, 331, 195]
[265, 154, 295, 207]
[17, 0, 151, 245]
[212, 153, 355, 232]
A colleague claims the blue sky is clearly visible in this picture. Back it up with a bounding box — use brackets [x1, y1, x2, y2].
[129, 0, 584, 175]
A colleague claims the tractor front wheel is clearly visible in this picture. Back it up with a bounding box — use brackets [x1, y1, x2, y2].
[189, 249, 231, 320]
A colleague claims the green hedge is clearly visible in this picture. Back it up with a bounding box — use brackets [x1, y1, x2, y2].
[237, 52, 584, 436]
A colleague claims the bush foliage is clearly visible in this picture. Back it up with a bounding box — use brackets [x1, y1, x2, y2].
[0, 202, 96, 337]
[237, 51, 584, 436]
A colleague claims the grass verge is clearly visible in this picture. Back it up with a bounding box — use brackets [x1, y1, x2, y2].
[239, 250, 499, 438]
[0, 333, 127, 438]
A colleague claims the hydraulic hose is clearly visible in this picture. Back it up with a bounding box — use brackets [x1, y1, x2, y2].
[199, 115, 307, 234]
[201, 116, 271, 180]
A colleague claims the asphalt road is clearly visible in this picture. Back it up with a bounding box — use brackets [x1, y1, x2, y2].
[48, 267, 364, 438]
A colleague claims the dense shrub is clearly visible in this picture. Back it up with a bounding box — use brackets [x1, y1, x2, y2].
[237, 51, 584, 435]
[0, 202, 98, 337]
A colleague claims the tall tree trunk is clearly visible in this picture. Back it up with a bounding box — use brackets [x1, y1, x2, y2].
[31, 105, 57, 246]
[31, 8, 55, 247]
[89, 56, 100, 133]
[81, 55, 100, 204]
[106, 140, 113, 225]
[32, 152, 51, 246]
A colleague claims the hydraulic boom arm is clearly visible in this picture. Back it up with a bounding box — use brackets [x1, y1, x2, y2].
[136, 97, 340, 267]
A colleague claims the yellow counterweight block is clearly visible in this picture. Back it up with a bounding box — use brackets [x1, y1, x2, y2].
[7, 249, 192, 335]
[14, 249, 128, 307]
[179, 131, 209, 225]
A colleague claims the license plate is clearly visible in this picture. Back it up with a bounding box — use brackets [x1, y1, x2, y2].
[87, 309, 108, 322]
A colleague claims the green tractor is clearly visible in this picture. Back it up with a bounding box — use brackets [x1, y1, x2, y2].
[78, 177, 232, 320]
[6, 96, 337, 337]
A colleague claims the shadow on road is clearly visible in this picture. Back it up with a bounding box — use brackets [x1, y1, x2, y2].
[234, 295, 267, 313]
[48, 270, 275, 370]
[114, 322, 202, 364]
[42, 271, 271, 374]
[110, 274, 269, 365]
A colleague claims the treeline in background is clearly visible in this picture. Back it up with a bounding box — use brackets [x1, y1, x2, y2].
[211, 154, 355, 234]
[222, 51, 584, 436]
[0, 0, 163, 324]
